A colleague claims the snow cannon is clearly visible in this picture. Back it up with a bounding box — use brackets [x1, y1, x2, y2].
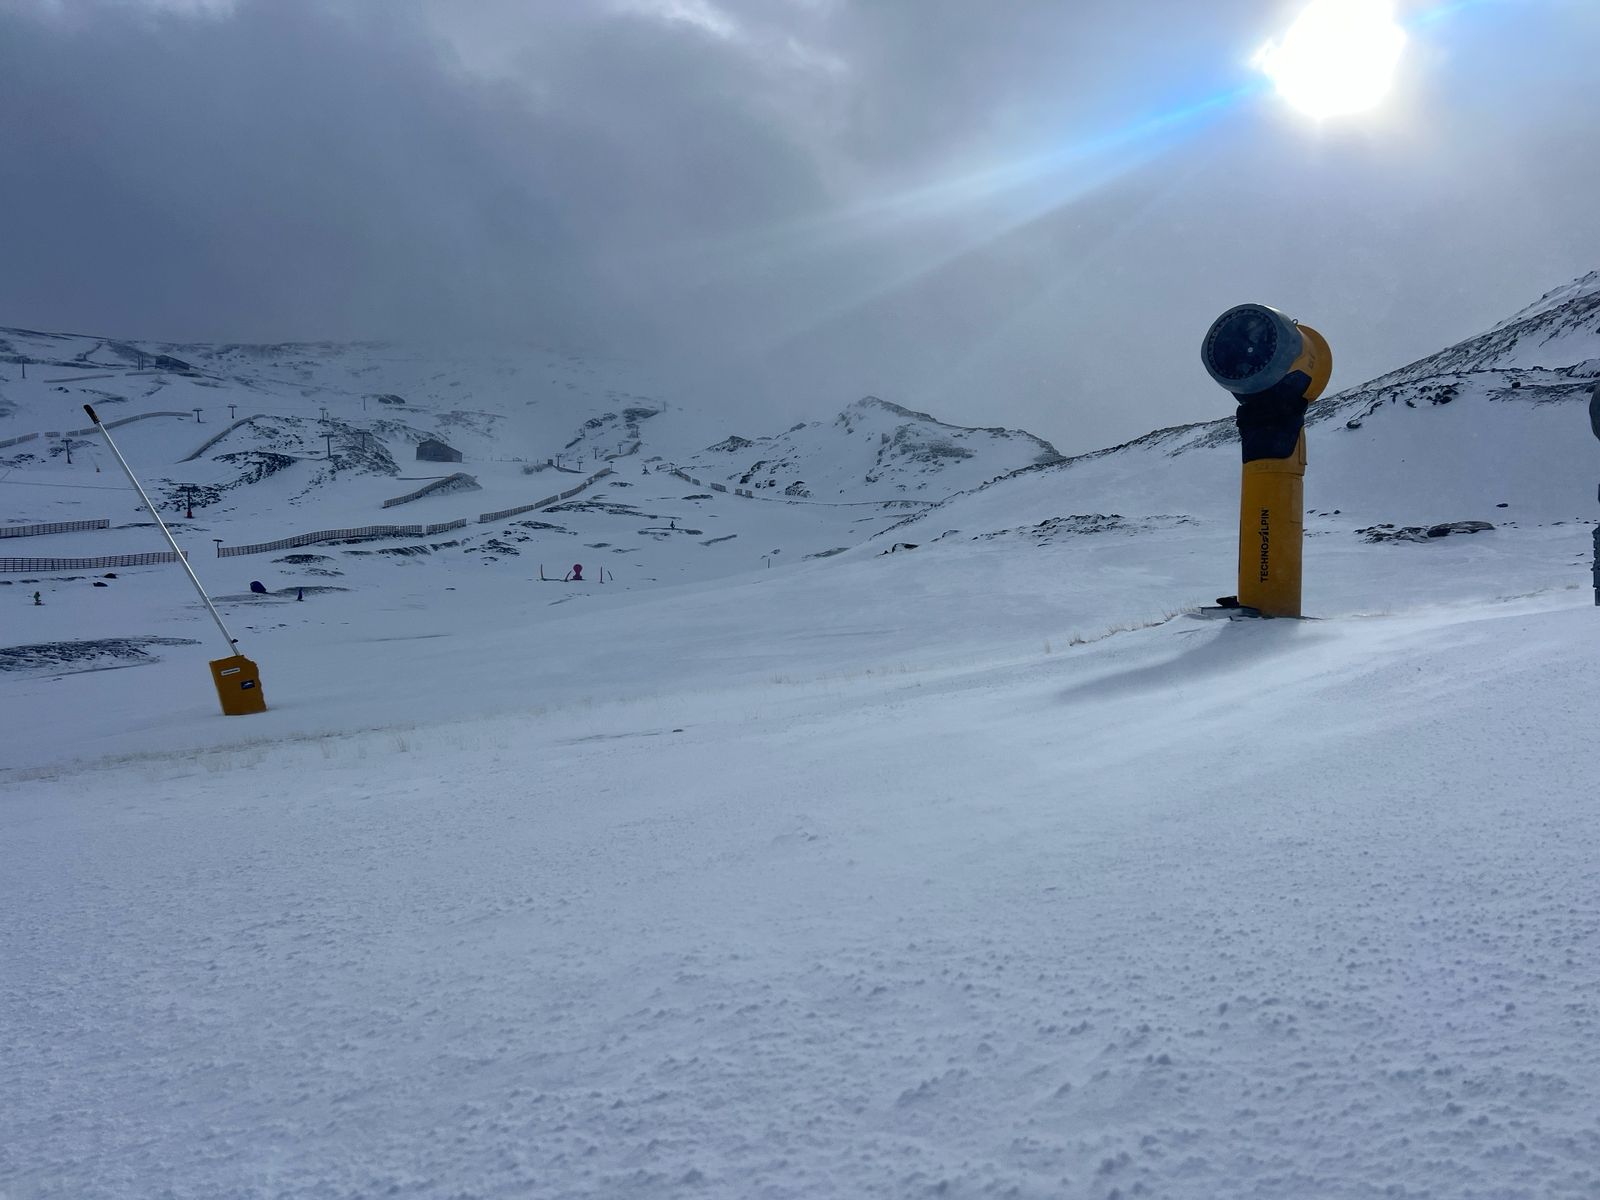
[1201, 305, 1333, 618]
[1590, 381, 1600, 605]
[83, 403, 268, 716]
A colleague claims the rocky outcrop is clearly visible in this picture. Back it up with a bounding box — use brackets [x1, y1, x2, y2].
[1357, 521, 1495, 544]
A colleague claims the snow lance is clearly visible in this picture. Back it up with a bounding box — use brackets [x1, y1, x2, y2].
[84, 404, 267, 715]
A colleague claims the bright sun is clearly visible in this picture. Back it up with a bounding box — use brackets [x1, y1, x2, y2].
[1255, 0, 1408, 120]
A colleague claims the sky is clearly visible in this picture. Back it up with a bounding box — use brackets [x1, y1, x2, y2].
[1, 0, 1597, 454]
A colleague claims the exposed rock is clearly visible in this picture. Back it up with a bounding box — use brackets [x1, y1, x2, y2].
[0, 636, 201, 675]
[1357, 521, 1495, 544]
[684, 395, 1061, 501]
[976, 514, 1127, 541]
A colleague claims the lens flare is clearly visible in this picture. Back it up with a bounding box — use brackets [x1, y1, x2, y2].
[1255, 0, 1408, 119]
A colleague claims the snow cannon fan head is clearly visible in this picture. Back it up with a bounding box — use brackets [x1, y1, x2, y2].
[1589, 380, 1600, 442]
[1202, 304, 1332, 403]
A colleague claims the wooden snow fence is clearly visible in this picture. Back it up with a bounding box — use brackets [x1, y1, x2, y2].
[382, 473, 478, 509]
[216, 521, 468, 558]
[213, 467, 615, 558]
[671, 469, 747, 497]
[1, 519, 111, 539]
[61, 411, 194, 437]
[477, 468, 613, 524]
[179, 415, 267, 462]
[1, 550, 184, 572]
[2, 411, 191, 451]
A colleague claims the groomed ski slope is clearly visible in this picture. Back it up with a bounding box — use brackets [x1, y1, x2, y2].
[5, 546, 1599, 1198]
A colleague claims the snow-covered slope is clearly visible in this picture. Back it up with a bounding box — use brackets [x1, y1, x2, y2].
[7, 268, 1595, 604]
[1487, 268, 1600, 340]
[680, 395, 1061, 502]
[5, 273, 1600, 1200]
[0, 334, 1051, 591]
[876, 269, 1600, 557]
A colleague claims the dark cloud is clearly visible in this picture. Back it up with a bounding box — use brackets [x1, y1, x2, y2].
[2, 0, 1597, 452]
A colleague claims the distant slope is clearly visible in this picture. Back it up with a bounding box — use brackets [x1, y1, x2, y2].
[679, 396, 1062, 503]
[4, 268, 1597, 594]
[880, 269, 1600, 544]
[0, 328, 663, 465]
[0, 330, 1065, 591]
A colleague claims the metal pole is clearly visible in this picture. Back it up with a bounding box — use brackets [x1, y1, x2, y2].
[83, 404, 241, 656]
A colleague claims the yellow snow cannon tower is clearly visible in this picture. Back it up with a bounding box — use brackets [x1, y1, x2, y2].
[1201, 304, 1333, 619]
[1589, 380, 1600, 606]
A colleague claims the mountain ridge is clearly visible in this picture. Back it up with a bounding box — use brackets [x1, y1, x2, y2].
[4, 268, 1598, 591]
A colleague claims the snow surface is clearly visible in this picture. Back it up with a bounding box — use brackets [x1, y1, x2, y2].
[678, 397, 1062, 503]
[5, 279, 1600, 1198]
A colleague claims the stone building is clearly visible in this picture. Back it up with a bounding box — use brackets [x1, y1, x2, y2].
[416, 438, 463, 463]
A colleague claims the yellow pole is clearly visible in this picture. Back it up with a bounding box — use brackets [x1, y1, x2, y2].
[1238, 431, 1307, 616]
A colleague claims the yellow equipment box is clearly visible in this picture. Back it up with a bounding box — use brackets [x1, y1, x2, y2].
[210, 655, 267, 716]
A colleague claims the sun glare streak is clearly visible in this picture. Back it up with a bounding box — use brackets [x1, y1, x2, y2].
[1410, 0, 1504, 27]
[658, 0, 1483, 352]
[737, 84, 1261, 356]
[1256, 0, 1408, 119]
[653, 81, 1260, 303]
[842, 84, 1260, 231]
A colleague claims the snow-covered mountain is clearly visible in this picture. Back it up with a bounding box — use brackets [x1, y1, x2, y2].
[0, 331, 1061, 588]
[0, 327, 664, 465]
[6, 270, 1596, 596]
[4, 271, 1599, 657]
[6, 274, 1600, 1200]
[873, 269, 1600, 559]
[680, 396, 1062, 502]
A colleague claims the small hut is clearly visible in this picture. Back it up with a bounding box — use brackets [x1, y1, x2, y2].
[416, 438, 463, 463]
